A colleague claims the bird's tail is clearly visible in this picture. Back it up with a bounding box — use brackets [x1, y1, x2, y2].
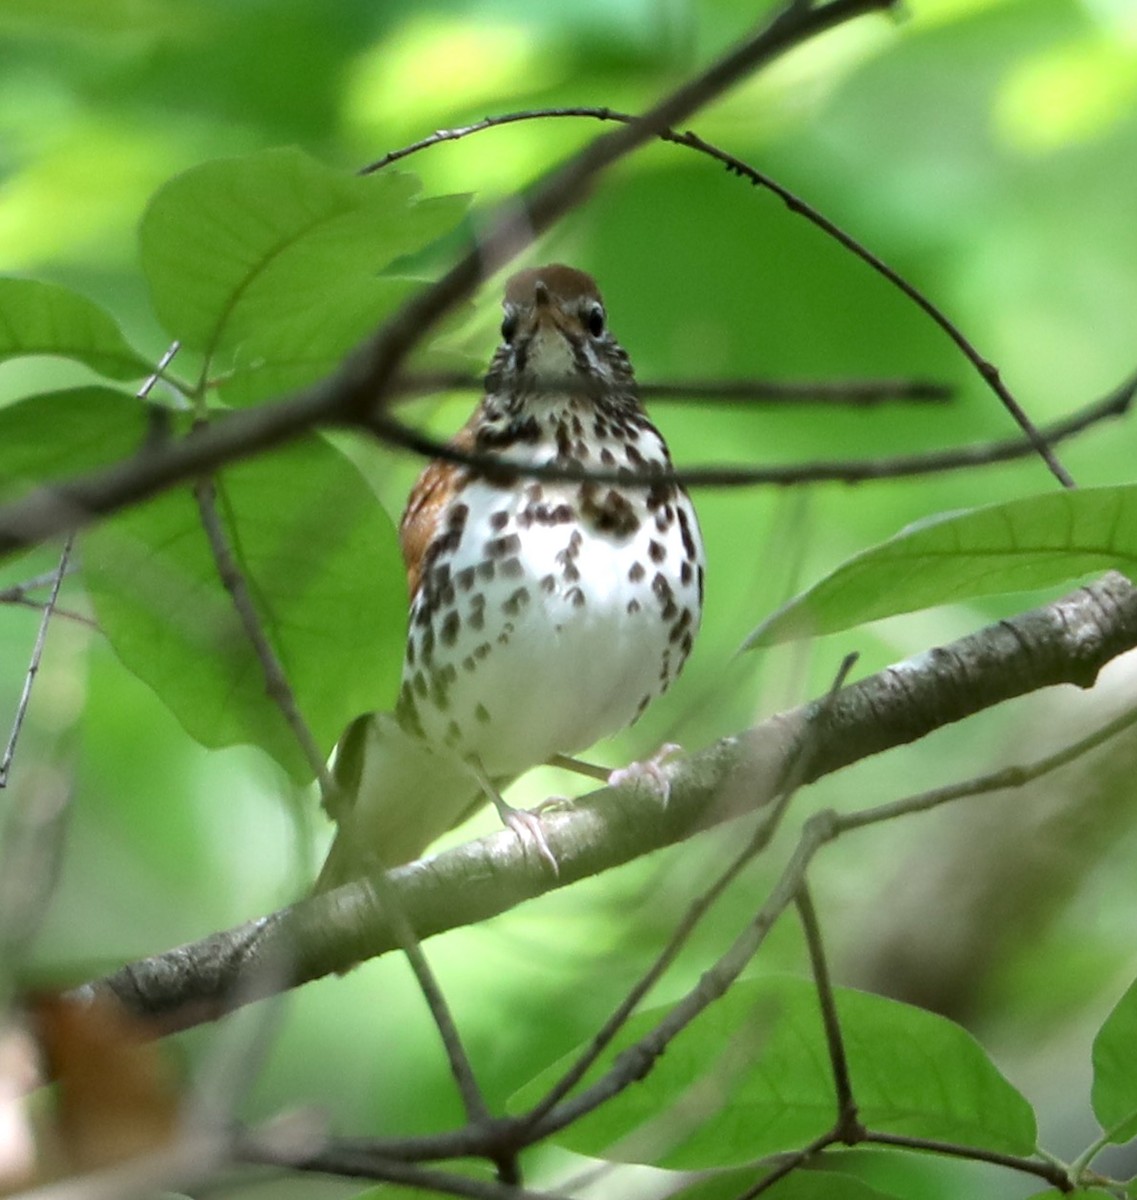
[312, 713, 484, 893]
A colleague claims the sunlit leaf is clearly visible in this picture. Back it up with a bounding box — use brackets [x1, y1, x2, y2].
[745, 487, 1137, 648]
[83, 434, 403, 781]
[0, 386, 148, 501]
[0, 279, 153, 380]
[139, 147, 467, 380]
[1091, 975, 1137, 1145]
[511, 976, 1036, 1170]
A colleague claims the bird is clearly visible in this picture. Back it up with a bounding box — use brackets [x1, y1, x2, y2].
[315, 264, 704, 889]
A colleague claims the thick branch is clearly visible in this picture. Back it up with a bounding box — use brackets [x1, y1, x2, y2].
[81, 571, 1137, 1032]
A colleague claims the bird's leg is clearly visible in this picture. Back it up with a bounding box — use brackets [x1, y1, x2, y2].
[467, 759, 558, 874]
[607, 743, 683, 803]
[546, 752, 610, 782]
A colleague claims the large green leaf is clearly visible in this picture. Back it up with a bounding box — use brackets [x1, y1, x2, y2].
[138, 147, 467, 383]
[0, 278, 153, 380]
[1091, 975, 1137, 1146]
[745, 487, 1137, 648]
[83, 435, 404, 781]
[512, 976, 1036, 1170]
[0, 386, 148, 501]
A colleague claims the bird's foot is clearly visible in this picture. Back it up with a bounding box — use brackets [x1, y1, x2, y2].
[608, 743, 683, 804]
[492, 795, 559, 875]
[467, 758, 558, 874]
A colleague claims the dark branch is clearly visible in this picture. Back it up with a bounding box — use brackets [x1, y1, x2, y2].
[365, 365, 1137, 490]
[0, 0, 898, 564]
[393, 371, 953, 406]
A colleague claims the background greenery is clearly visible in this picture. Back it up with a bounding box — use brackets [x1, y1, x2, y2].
[2, 0, 1137, 1195]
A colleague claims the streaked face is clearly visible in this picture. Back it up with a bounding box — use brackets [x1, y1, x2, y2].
[497, 264, 623, 388]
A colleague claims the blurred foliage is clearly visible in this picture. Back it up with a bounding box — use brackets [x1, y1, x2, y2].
[2, 0, 1137, 1195]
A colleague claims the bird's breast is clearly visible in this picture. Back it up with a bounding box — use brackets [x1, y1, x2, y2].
[397, 461, 703, 779]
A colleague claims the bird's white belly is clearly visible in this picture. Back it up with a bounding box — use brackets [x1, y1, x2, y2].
[400, 476, 702, 779]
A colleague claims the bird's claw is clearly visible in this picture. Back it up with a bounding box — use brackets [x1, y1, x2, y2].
[495, 799, 559, 875]
[608, 742, 682, 804]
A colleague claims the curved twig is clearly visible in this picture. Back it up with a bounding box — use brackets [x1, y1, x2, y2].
[362, 106, 1072, 487]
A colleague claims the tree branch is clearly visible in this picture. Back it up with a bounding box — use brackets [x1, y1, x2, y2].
[79, 571, 1137, 1034]
[392, 371, 952, 406]
[0, 0, 897, 563]
[365, 365, 1137, 489]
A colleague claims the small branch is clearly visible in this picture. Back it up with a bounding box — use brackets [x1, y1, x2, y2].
[637, 377, 951, 405]
[81, 572, 1137, 1038]
[739, 1130, 841, 1198]
[861, 1131, 1072, 1192]
[795, 884, 858, 1133]
[830, 697, 1137, 836]
[393, 371, 952, 407]
[0, 537, 73, 789]
[192, 477, 336, 798]
[193, 476, 493, 1130]
[242, 1136, 563, 1200]
[0, 593, 96, 627]
[365, 365, 1137, 491]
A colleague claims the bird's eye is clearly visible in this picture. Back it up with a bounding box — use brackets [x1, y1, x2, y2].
[501, 312, 518, 343]
[586, 303, 605, 338]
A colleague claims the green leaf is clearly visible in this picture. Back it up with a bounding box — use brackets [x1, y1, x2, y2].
[676, 1168, 900, 1200]
[218, 274, 420, 408]
[745, 486, 1137, 648]
[511, 976, 1036, 1170]
[83, 435, 404, 781]
[1091, 975, 1137, 1144]
[0, 386, 148, 501]
[139, 147, 467, 380]
[0, 278, 154, 380]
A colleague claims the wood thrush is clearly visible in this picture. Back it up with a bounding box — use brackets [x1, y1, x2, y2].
[316, 264, 704, 888]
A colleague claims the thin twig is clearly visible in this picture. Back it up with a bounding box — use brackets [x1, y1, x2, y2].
[0, 594, 96, 627]
[830, 698, 1137, 837]
[861, 1131, 1072, 1191]
[192, 466, 494, 1133]
[739, 1130, 841, 1198]
[392, 371, 952, 406]
[362, 105, 1072, 487]
[242, 1136, 563, 1199]
[373, 868, 498, 1131]
[0, 346, 174, 997]
[0, 565, 78, 597]
[0, 538, 73, 789]
[366, 366, 1137, 491]
[192, 478, 337, 798]
[794, 884, 857, 1130]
